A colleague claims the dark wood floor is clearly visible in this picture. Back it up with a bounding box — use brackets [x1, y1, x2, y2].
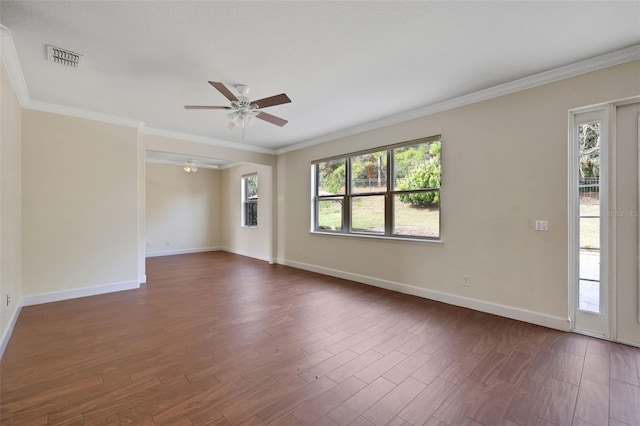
[1, 252, 639, 426]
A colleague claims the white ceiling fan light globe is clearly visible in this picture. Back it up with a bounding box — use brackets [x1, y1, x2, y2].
[228, 111, 240, 124]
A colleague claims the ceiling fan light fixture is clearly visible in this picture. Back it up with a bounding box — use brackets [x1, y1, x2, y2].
[228, 110, 241, 124]
[185, 81, 291, 139]
[183, 160, 198, 173]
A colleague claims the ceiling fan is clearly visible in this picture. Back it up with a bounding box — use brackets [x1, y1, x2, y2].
[185, 81, 291, 138]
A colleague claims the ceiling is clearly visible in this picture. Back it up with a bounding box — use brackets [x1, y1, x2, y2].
[1, 1, 639, 152]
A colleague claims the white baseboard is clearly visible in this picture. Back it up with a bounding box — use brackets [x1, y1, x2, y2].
[145, 246, 221, 258]
[0, 302, 23, 360]
[278, 258, 571, 332]
[221, 247, 272, 263]
[614, 338, 640, 349]
[138, 275, 147, 284]
[22, 280, 140, 306]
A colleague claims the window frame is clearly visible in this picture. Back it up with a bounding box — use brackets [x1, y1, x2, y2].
[242, 173, 258, 228]
[312, 135, 442, 240]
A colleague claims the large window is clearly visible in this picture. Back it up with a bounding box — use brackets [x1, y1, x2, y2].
[312, 136, 441, 239]
[242, 174, 258, 227]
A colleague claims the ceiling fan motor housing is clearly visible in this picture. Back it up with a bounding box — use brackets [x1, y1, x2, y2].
[235, 84, 250, 96]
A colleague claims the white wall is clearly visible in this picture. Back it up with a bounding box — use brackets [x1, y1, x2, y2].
[1, 52, 638, 352]
[145, 162, 222, 256]
[277, 60, 640, 337]
[222, 163, 274, 262]
[22, 110, 139, 299]
[0, 58, 22, 354]
[138, 132, 276, 275]
[614, 102, 640, 345]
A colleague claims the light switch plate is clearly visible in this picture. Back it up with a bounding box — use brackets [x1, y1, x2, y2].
[535, 220, 549, 231]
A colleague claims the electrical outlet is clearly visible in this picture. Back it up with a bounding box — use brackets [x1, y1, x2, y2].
[463, 276, 470, 287]
[6, 294, 11, 306]
[165, 241, 170, 247]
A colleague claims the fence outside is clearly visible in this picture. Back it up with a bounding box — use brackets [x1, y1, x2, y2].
[579, 177, 599, 194]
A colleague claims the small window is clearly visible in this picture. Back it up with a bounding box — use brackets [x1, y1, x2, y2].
[242, 174, 258, 227]
[312, 136, 441, 240]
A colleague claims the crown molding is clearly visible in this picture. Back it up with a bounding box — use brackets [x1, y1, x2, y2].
[144, 157, 221, 170]
[139, 126, 276, 155]
[144, 149, 244, 170]
[276, 43, 640, 155]
[0, 27, 29, 107]
[217, 161, 243, 170]
[2, 28, 144, 128]
[25, 99, 144, 128]
[0, 29, 274, 155]
[2, 25, 638, 157]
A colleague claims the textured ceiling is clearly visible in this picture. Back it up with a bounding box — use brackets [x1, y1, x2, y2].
[1, 1, 639, 151]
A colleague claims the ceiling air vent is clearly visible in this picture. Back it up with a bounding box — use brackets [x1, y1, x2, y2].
[46, 45, 82, 68]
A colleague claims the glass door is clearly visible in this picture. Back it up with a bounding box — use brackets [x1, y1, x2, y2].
[571, 109, 609, 337]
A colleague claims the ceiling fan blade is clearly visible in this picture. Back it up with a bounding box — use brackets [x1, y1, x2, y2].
[184, 105, 232, 110]
[208, 81, 238, 102]
[256, 111, 288, 127]
[252, 93, 291, 109]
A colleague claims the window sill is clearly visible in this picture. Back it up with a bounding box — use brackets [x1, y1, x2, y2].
[309, 231, 443, 246]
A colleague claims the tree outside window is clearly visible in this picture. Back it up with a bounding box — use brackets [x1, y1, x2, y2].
[313, 136, 441, 239]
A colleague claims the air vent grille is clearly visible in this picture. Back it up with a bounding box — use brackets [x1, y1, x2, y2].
[47, 45, 82, 67]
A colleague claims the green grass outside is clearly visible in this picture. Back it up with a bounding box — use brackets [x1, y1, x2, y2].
[580, 202, 600, 250]
[318, 194, 439, 237]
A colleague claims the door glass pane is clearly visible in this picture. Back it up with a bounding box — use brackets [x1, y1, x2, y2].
[351, 195, 384, 234]
[579, 252, 600, 282]
[350, 151, 387, 194]
[579, 146, 599, 218]
[579, 279, 600, 313]
[577, 120, 601, 315]
[578, 122, 600, 158]
[394, 194, 439, 238]
[579, 189, 600, 217]
[579, 217, 600, 250]
[318, 199, 343, 231]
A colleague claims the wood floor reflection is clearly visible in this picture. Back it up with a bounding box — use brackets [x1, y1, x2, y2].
[1, 252, 639, 425]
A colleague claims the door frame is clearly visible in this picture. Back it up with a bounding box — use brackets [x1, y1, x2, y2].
[569, 107, 611, 338]
[569, 95, 640, 341]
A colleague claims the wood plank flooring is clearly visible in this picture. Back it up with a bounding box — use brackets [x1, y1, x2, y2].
[1, 252, 639, 425]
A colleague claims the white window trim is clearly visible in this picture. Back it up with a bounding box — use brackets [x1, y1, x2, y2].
[311, 135, 442, 241]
